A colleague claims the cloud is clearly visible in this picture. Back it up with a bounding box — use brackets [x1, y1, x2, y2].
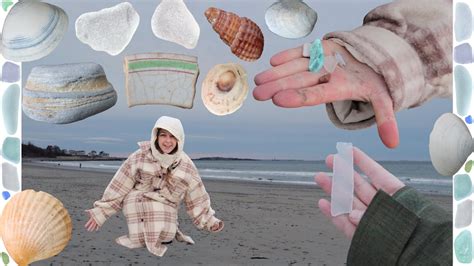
[83, 137, 125, 144]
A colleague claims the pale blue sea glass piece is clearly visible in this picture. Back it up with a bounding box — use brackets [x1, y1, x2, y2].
[454, 174, 472, 201]
[2, 137, 20, 164]
[455, 200, 472, 228]
[309, 39, 324, 73]
[455, 65, 472, 116]
[1, 62, 20, 83]
[2, 163, 19, 191]
[455, 230, 472, 263]
[456, 3, 472, 42]
[3, 84, 20, 135]
[455, 43, 473, 64]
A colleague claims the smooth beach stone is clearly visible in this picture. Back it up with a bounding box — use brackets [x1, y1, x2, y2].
[466, 160, 473, 173]
[454, 174, 472, 201]
[455, 65, 472, 116]
[455, 43, 473, 64]
[455, 200, 472, 228]
[455, 230, 472, 263]
[2, 0, 13, 11]
[466, 115, 473, 125]
[1, 1, 68, 62]
[2, 163, 19, 192]
[2, 84, 20, 135]
[23, 63, 117, 124]
[2, 137, 20, 164]
[75, 2, 139, 56]
[1, 191, 10, 200]
[455, 3, 472, 42]
[1, 62, 20, 83]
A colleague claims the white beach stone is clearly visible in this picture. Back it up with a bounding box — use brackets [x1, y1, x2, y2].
[75, 2, 139, 56]
[151, 0, 200, 49]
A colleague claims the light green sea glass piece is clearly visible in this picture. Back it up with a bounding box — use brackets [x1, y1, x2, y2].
[2, 137, 20, 164]
[454, 174, 472, 201]
[2, 84, 20, 135]
[2, 0, 13, 11]
[455, 230, 472, 263]
[465, 160, 473, 173]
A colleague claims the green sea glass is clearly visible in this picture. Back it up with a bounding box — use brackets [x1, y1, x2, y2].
[454, 174, 472, 201]
[2, 137, 20, 164]
[455, 230, 472, 263]
[465, 160, 473, 173]
[2, 84, 20, 135]
[2, 0, 13, 11]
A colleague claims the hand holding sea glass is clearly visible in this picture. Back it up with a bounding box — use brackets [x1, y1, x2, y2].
[253, 40, 399, 148]
[315, 146, 405, 239]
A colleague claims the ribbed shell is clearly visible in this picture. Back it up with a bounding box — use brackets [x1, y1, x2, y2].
[0, 190, 72, 266]
[205, 7, 264, 61]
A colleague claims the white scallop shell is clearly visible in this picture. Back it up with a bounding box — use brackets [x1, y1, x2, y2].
[265, 0, 317, 39]
[201, 63, 248, 116]
[429, 113, 474, 176]
[1, 1, 68, 62]
[0, 190, 72, 266]
[151, 0, 200, 49]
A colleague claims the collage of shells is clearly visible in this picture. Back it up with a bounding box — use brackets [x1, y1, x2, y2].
[0, 0, 463, 265]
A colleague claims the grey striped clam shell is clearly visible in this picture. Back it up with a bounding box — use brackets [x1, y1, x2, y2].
[23, 63, 117, 124]
[1, 1, 68, 62]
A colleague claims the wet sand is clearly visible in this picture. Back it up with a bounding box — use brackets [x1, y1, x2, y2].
[22, 163, 452, 266]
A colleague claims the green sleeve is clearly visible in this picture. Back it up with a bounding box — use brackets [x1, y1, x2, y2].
[347, 186, 452, 265]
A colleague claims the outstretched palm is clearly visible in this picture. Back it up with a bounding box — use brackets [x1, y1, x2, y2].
[253, 40, 399, 148]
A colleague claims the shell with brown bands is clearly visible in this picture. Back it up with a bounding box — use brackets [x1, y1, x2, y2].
[205, 7, 264, 61]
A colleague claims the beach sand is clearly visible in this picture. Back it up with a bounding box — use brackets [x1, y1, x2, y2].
[21, 163, 452, 266]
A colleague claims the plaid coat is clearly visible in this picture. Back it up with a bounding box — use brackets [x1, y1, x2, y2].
[88, 141, 220, 256]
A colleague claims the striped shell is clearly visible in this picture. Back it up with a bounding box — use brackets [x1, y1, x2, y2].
[0, 190, 72, 266]
[205, 7, 264, 61]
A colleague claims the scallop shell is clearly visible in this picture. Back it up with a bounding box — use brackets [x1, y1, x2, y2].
[201, 63, 248, 116]
[265, 0, 317, 39]
[429, 113, 474, 176]
[1, 1, 68, 62]
[0, 190, 72, 266]
[205, 7, 264, 61]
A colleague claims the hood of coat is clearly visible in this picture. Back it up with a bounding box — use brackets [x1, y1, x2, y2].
[150, 116, 185, 169]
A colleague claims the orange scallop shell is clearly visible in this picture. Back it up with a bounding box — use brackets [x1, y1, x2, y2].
[205, 7, 264, 61]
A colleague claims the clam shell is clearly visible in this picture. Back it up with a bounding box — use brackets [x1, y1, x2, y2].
[151, 0, 200, 49]
[201, 63, 248, 115]
[23, 63, 117, 124]
[429, 113, 474, 176]
[1, 1, 68, 62]
[205, 7, 264, 61]
[265, 0, 317, 39]
[0, 190, 72, 266]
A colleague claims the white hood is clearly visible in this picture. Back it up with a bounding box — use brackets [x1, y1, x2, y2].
[150, 116, 185, 169]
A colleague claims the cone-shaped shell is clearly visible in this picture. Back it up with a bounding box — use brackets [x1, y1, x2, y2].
[429, 113, 474, 176]
[0, 190, 72, 266]
[205, 7, 264, 61]
[202, 63, 248, 115]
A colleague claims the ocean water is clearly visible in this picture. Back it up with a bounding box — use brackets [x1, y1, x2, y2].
[38, 159, 452, 195]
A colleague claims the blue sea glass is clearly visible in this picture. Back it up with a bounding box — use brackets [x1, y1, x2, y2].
[466, 115, 473, 124]
[2, 163, 19, 191]
[309, 39, 324, 73]
[455, 230, 472, 263]
[455, 200, 472, 228]
[455, 43, 473, 64]
[454, 174, 472, 201]
[455, 3, 472, 42]
[1, 191, 10, 200]
[2, 137, 20, 164]
[1, 61, 20, 83]
[455, 65, 472, 116]
[3, 84, 20, 135]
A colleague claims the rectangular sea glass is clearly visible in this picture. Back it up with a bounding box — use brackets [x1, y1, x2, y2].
[331, 142, 354, 216]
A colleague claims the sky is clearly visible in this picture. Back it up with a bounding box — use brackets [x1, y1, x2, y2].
[21, 0, 452, 161]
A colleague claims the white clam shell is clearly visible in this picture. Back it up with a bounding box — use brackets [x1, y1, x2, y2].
[1, 1, 68, 62]
[202, 63, 248, 116]
[151, 0, 200, 49]
[429, 113, 474, 176]
[265, 0, 317, 39]
[0, 190, 72, 266]
[75, 2, 140, 56]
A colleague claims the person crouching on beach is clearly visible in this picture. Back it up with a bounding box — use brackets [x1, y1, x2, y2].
[85, 116, 224, 256]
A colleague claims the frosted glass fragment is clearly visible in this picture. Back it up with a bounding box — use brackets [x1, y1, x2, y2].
[331, 142, 354, 216]
[455, 230, 472, 263]
[455, 43, 473, 64]
[3, 84, 20, 135]
[455, 199, 472, 228]
[2, 163, 19, 192]
[455, 3, 472, 42]
[455, 174, 472, 201]
[455, 65, 472, 116]
[2, 137, 20, 164]
[1, 62, 20, 83]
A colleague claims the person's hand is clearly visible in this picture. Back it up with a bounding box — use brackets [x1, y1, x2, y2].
[253, 40, 399, 148]
[85, 211, 100, 232]
[315, 147, 405, 239]
[210, 220, 224, 233]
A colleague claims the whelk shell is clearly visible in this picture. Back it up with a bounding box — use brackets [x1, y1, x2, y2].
[265, 0, 317, 39]
[0, 190, 72, 266]
[205, 7, 264, 61]
[202, 63, 248, 116]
